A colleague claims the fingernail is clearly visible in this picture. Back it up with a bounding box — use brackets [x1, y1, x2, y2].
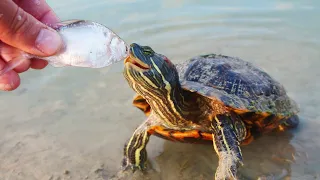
[35, 28, 62, 55]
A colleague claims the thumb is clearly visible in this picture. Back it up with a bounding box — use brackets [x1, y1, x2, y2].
[0, 0, 63, 57]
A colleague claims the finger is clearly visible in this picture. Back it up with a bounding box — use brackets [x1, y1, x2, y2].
[13, 0, 60, 25]
[0, 58, 20, 91]
[0, 42, 31, 73]
[30, 58, 48, 69]
[0, 0, 63, 57]
[8, 56, 31, 73]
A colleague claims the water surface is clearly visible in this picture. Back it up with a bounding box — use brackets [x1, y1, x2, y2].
[0, 0, 319, 180]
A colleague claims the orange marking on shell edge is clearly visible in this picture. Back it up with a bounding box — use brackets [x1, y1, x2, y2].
[278, 125, 285, 131]
[244, 119, 253, 125]
[133, 95, 151, 116]
[148, 126, 213, 142]
[240, 128, 254, 145]
[231, 109, 249, 114]
[145, 111, 151, 117]
[255, 115, 284, 131]
[241, 135, 254, 145]
[133, 102, 149, 111]
[148, 125, 255, 146]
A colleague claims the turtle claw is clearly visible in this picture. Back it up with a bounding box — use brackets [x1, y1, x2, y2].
[121, 156, 148, 172]
[111, 160, 139, 180]
[121, 158, 138, 172]
[121, 157, 131, 171]
[215, 151, 243, 180]
[111, 157, 153, 180]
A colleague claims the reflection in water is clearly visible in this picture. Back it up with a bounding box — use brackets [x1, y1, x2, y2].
[239, 131, 296, 180]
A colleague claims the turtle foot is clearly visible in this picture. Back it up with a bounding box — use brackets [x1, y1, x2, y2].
[110, 161, 141, 180]
[215, 151, 243, 180]
[121, 154, 152, 172]
[121, 156, 146, 172]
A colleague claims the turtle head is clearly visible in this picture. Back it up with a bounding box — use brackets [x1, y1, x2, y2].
[124, 43, 180, 97]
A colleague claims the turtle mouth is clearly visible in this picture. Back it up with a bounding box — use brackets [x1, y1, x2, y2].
[124, 53, 150, 71]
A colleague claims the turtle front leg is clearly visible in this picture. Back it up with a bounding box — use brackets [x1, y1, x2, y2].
[211, 114, 245, 180]
[122, 121, 151, 171]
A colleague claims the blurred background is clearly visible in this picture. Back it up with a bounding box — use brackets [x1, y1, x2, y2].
[0, 0, 319, 179]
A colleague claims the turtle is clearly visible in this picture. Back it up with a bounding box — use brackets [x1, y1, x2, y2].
[121, 43, 299, 180]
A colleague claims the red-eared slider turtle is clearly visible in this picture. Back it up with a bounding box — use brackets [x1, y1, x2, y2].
[121, 43, 299, 180]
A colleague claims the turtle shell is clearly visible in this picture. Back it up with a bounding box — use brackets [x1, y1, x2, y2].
[176, 54, 299, 117]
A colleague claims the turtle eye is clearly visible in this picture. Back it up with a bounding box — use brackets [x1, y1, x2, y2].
[142, 47, 154, 56]
[143, 50, 152, 56]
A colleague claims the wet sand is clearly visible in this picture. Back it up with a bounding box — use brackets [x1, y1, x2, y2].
[1, 1, 320, 180]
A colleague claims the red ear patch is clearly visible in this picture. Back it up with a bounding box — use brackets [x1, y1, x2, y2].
[163, 56, 172, 65]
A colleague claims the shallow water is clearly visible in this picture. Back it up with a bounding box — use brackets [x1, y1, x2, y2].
[0, 0, 319, 180]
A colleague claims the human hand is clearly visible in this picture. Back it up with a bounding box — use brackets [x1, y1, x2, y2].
[0, 0, 63, 91]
